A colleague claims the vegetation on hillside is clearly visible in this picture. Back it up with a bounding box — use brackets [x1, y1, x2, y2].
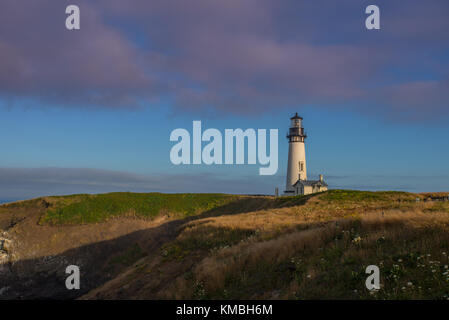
[1, 191, 326, 225]
[181, 212, 449, 299]
[82, 190, 449, 300]
[2, 189, 449, 299]
[36, 193, 240, 225]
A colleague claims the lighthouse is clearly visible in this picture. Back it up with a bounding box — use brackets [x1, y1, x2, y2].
[284, 113, 328, 196]
[284, 113, 307, 194]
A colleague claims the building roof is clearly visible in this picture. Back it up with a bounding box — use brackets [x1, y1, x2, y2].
[290, 112, 303, 120]
[293, 179, 328, 187]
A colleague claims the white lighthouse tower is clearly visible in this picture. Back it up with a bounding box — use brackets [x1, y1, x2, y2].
[283, 113, 328, 196]
[284, 113, 307, 194]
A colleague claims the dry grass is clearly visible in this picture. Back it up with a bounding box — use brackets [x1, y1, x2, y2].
[163, 202, 449, 299]
[4, 190, 449, 300]
[50, 190, 448, 300]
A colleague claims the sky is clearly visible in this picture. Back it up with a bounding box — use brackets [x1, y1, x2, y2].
[1, 0, 448, 201]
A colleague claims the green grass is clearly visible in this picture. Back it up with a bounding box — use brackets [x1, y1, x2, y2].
[161, 226, 256, 261]
[321, 190, 414, 203]
[35, 190, 327, 226]
[23, 189, 429, 225]
[273, 193, 315, 207]
[189, 220, 449, 300]
[39, 192, 238, 225]
[109, 243, 146, 266]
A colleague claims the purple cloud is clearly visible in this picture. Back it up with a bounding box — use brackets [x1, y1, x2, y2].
[0, 0, 448, 120]
[0, 167, 284, 200]
[1, 167, 447, 201]
[381, 79, 449, 121]
[0, 1, 156, 108]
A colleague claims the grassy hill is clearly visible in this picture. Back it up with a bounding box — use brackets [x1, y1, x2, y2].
[1, 190, 449, 300]
[37, 192, 239, 225]
[2, 191, 322, 226]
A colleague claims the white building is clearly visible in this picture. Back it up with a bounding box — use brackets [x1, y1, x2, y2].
[284, 113, 328, 196]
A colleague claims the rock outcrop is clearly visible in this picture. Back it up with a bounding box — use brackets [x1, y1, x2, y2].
[0, 238, 12, 253]
[0, 233, 13, 276]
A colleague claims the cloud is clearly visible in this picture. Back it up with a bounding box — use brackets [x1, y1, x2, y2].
[0, 167, 283, 200]
[381, 79, 449, 121]
[1, 167, 447, 202]
[0, 0, 448, 120]
[0, 1, 158, 108]
[0, 168, 447, 201]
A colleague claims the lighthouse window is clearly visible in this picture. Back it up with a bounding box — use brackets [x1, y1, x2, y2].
[299, 162, 304, 171]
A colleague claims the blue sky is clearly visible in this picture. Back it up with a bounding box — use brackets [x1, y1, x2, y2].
[1, 103, 448, 200]
[0, 0, 448, 200]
